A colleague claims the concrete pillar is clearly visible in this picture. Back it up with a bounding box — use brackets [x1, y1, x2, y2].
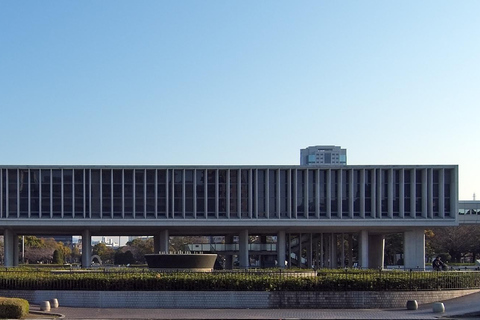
[260, 235, 267, 244]
[81, 229, 92, 268]
[154, 230, 169, 253]
[359, 230, 368, 269]
[287, 233, 292, 268]
[3, 229, 15, 267]
[298, 233, 303, 268]
[277, 230, 286, 268]
[320, 233, 324, 268]
[153, 235, 160, 254]
[330, 233, 337, 268]
[340, 233, 345, 268]
[348, 234, 354, 268]
[13, 235, 19, 266]
[307, 233, 313, 268]
[239, 229, 249, 268]
[259, 235, 267, 267]
[368, 234, 385, 269]
[404, 229, 425, 270]
[324, 234, 330, 267]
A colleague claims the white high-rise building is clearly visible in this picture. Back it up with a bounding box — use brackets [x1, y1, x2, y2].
[300, 145, 347, 165]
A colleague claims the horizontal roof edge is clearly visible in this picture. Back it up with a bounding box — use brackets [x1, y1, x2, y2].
[0, 164, 459, 169]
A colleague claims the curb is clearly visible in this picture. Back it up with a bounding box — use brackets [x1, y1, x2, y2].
[29, 309, 65, 319]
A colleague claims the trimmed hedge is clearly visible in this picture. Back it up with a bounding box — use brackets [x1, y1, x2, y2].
[0, 297, 29, 319]
[1, 269, 480, 292]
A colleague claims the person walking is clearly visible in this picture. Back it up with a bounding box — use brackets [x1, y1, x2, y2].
[432, 256, 446, 271]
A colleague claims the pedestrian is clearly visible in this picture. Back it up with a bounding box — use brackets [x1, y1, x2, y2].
[432, 256, 445, 271]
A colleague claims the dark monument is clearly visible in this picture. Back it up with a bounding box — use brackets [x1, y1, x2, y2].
[145, 253, 218, 272]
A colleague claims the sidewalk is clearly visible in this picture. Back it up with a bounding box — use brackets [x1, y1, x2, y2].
[29, 291, 480, 320]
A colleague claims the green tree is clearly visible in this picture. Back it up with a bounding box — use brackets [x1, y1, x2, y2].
[126, 238, 154, 256]
[23, 236, 45, 248]
[92, 243, 115, 264]
[71, 246, 81, 263]
[24, 237, 58, 264]
[169, 236, 207, 252]
[384, 233, 403, 265]
[52, 249, 64, 264]
[124, 238, 154, 263]
[55, 242, 72, 263]
[114, 250, 135, 265]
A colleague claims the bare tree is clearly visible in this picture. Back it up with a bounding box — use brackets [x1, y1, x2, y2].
[430, 226, 480, 263]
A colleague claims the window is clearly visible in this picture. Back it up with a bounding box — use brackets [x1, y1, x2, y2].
[207, 170, 216, 218]
[19, 170, 29, 218]
[257, 170, 266, 218]
[63, 169, 73, 218]
[269, 170, 277, 218]
[41, 169, 51, 218]
[124, 170, 134, 218]
[146, 170, 156, 218]
[196, 169, 206, 218]
[90, 170, 101, 218]
[296, 170, 305, 217]
[185, 170, 194, 218]
[74, 169, 86, 218]
[135, 169, 145, 218]
[8, 169, 18, 218]
[102, 169, 112, 218]
[218, 170, 227, 218]
[157, 170, 167, 218]
[342, 170, 349, 218]
[404, 170, 411, 216]
[30, 169, 40, 218]
[308, 170, 316, 218]
[353, 170, 360, 217]
[111, 170, 122, 218]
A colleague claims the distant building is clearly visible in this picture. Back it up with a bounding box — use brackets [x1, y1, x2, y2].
[300, 145, 347, 165]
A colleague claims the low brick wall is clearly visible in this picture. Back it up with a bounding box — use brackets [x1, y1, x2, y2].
[270, 290, 480, 308]
[1, 289, 478, 309]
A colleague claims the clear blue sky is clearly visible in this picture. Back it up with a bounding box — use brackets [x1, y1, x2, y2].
[0, 1, 478, 200]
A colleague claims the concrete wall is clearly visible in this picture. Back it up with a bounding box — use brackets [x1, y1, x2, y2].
[1, 289, 478, 309]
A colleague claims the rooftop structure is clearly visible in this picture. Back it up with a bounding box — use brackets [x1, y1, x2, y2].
[300, 145, 347, 165]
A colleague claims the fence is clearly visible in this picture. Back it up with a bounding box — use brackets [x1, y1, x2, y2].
[1, 268, 480, 291]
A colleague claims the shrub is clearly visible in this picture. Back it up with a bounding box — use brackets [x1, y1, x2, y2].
[0, 268, 480, 292]
[53, 249, 64, 265]
[0, 297, 29, 319]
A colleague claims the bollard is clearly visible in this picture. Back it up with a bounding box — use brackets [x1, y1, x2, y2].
[40, 301, 51, 312]
[49, 298, 59, 308]
[432, 302, 445, 313]
[406, 300, 418, 310]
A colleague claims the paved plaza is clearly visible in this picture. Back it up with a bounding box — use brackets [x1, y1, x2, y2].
[28, 291, 480, 320]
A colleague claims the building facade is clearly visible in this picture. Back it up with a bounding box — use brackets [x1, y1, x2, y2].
[0, 165, 458, 269]
[300, 145, 347, 165]
[457, 200, 480, 225]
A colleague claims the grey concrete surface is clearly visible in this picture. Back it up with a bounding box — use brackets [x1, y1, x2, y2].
[28, 291, 480, 320]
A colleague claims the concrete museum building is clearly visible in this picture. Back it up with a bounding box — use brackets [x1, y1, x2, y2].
[0, 165, 458, 269]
